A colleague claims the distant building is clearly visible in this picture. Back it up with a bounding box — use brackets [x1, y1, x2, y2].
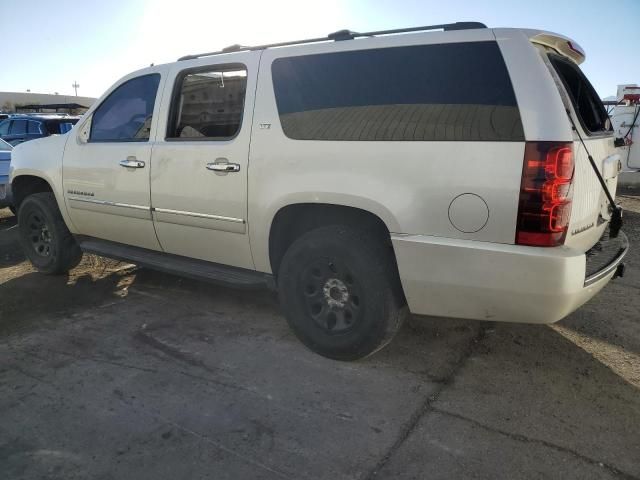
[0, 91, 97, 114]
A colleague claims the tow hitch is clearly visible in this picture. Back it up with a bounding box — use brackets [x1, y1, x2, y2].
[613, 263, 626, 280]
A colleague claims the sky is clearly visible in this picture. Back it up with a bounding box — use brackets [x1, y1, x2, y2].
[0, 0, 638, 99]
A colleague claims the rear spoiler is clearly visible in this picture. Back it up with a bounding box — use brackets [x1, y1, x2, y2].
[522, 29, 586, 65]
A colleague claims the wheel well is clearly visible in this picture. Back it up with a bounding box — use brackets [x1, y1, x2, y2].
[12, 176, 53, 210]
[269, 203, 392, 276]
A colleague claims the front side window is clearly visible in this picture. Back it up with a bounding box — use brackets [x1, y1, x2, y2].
[0, 120, 9, 136]
[10, 120, 27, 135]
[167, 66, 247, 140]
[90, 74, 160, 142]
[272, 42, 523, 141]
[28, 121, 42, 134]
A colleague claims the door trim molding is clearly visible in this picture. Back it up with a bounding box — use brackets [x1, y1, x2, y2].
[68, 196, 150, 211]
[153, 207, 245, 224]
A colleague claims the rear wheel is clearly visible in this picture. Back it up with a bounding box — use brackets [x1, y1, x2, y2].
[278, 225, 406, 360]
[17, 192, 82, 275]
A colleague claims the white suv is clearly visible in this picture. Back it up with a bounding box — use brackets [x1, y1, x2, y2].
[9, 23, 628, 360]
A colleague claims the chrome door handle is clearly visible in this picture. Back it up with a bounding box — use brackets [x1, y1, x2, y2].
[119, 158, 145, 168]
[206, 162, 240, 173]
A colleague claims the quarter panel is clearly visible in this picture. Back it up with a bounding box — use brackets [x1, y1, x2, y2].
[494, 28, 573, 142]
[249, 34, 525, 273]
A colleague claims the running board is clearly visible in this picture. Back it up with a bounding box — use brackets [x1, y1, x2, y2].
[77, 237, 274, 290]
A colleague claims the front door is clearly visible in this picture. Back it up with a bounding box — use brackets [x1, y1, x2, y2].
[63, 72, 164, 250]
[149, 54, 258, 269]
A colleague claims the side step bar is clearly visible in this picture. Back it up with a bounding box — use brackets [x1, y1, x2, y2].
[77, 237, 275, 290]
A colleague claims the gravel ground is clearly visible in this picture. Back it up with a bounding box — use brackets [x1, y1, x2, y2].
[0, 194, 639, 480]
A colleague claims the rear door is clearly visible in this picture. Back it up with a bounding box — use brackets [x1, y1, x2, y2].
[543, 51, 619, 251]
[7, 119, 27, 146]
[149, 52, 259, 269]
[27, 120, 43, 142]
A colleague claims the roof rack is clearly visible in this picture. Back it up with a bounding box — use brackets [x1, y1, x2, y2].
[178, 22, 487, 61]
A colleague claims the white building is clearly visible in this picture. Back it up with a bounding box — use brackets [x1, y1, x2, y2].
[0, 91, 96, 113]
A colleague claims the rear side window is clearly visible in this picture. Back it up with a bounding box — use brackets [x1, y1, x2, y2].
[167, 66, 247, 140]
[0, 121, 9, 136]
[271, 42, 523, 141]
[548, 54, 610, 134]
[10, 120, 27, 135]
[27, 121, 42, 134]
[90, 74, 160, 142]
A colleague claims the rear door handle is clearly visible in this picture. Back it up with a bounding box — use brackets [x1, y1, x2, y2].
[120, 157, 145, 168]
[206, 159, 240, 173]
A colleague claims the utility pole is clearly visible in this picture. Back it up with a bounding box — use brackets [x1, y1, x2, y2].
[72, 81, 80, 96]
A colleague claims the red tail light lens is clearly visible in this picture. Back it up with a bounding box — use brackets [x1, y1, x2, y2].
[516, 142, 574, 247]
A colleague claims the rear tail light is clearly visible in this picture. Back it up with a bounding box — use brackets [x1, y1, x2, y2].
[516, 142, 575, 247]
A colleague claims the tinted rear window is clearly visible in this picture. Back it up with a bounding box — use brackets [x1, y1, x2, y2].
[272, 41, 523, 141]
[548, 54, 610, 135]
[45, 119, 78, 134]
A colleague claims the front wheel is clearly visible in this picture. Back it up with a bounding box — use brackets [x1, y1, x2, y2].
[278, 225, 407, 361]
[17, 192, 82, 275]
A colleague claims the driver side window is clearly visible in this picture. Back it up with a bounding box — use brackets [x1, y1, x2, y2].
[90, 74, 160, 142]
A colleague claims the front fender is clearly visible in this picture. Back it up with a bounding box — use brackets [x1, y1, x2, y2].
[10, 135, 76, 232]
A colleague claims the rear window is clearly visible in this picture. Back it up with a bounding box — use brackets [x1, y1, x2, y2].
[45, 120, 78, 134]
[548, 54, 610, 134]
[271, 41, 524, 141]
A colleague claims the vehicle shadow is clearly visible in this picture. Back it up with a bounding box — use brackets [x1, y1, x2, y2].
[1, 254, 638, 476]
[556, 204, 640, 358]
[0, 261, 135, 335]
[0, 209, 24, 268]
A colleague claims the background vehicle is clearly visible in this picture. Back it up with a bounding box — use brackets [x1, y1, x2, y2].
[0, 114, 79, 146]
[610, 84, 640, 172]
[9, 23, 628, 360]
[0, 138, 12, 210]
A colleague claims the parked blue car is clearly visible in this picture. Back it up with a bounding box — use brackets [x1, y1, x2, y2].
[0, 138, 13, 211]
[0, 114, 79, 146]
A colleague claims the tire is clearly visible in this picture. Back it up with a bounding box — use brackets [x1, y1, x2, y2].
[278, 225, 407, 361]
[17, 192, 82, 275]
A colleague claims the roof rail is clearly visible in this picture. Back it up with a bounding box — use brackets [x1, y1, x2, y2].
[177, 22, 487, 61]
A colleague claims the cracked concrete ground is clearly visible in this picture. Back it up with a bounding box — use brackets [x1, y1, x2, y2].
[1, 193, 639, 480]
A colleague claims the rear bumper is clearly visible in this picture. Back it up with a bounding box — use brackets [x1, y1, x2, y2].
[584, 231, 628, 286]
[392, 231, 628, 324]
